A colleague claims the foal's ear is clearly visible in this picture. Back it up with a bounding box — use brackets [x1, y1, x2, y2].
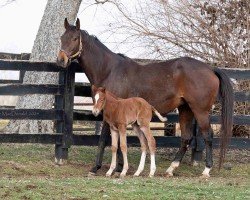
[64, 18, 70, 30]
[76, 18, 80, 30]
[91, 85, 97, 93]
[99, 87, 106, 93]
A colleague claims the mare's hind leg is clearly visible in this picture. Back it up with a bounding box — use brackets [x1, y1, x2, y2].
[166, 105, 193, 176]
[140, 125, 156, 177]
[132, 124, 148, 177]
[193, 111, 213, 178]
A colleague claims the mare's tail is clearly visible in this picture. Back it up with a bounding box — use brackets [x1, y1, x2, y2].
[213, 67, 234, 169]
[152, 107, 168, 122]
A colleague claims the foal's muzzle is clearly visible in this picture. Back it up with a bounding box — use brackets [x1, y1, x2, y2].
[92, 108, 100, 117]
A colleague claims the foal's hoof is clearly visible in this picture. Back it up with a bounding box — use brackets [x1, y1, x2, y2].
[88, 172, 97, 177]
[133, 171, 141, 177]
[119, 173, 126, 179]
[165, 172, 174, 178]
[113, 172, 121, 178]
[148, 174, 154, 178]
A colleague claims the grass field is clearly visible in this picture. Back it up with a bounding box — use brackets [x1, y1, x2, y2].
[0, 144, 249, 200]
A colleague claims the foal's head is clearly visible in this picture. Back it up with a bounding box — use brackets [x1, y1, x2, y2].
[57, 18, 82, 68]
[92, 85, 106, 117]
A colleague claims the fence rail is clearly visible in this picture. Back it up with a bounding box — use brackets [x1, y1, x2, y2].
[0, 59, 249, 162]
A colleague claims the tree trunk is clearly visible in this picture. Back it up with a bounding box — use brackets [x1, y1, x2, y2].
[5, 0, 82, 133]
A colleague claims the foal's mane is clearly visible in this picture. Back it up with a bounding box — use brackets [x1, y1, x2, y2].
[105, 90, 121, 100]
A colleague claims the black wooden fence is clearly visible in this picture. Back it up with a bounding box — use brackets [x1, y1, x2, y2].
[0, 60, 249, 161]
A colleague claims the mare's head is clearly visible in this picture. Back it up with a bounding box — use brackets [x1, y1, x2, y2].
[57, 18, 82, 68]
[92, 85, 106, 117]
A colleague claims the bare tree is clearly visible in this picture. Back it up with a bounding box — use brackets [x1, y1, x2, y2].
[98, 0, 249, 68]
[5, 0, 82, 133]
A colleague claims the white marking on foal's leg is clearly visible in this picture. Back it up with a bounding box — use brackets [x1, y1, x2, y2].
[149, 154, 156, 177]
[134, 151, 146, 177]
[166, 161, 180, 176]
[201, 167, 211, 178]
[106, 150, 117, 177]
[120, 156, 128, 178]
[106, 130, 118, 177]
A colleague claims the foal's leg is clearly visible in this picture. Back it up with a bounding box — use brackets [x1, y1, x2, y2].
[119, 125, 129, 178]
[106, 128, 119, 177]
[132, 124, 148, 177]
[166, 105, 193, 176]
[140, 125, 156, 177]
[89, 122, 123, 175]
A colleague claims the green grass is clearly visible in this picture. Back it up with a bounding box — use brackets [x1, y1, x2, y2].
[0, 144, 249, 199]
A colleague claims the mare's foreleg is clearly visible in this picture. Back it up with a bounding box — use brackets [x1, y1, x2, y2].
[89, 122, 110, 175]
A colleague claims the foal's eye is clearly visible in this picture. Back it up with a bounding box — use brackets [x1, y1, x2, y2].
[73, 37, 78, 41]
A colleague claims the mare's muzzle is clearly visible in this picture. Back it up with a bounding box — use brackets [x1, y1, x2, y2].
[56, 50, 71, 68]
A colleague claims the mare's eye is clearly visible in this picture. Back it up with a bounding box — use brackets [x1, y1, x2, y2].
[73, 37, 78, 41]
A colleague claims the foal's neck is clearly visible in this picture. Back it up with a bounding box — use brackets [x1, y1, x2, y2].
[103, 92, 119, 117]
[78, 31, 119, 86]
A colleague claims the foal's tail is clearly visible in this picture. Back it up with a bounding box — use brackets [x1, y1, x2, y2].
[152, 107, 168, 122]
[213, 68, 234, 169]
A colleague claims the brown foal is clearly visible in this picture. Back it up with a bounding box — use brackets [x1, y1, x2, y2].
[92, 85, 167, 178]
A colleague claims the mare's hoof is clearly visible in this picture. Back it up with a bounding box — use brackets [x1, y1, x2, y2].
[192, 161, 199, 167]
[88, 172, 96, 177]
[133, 174, 140, 177]
[54, 158, 64, 166]
[199, 174, 210, 179]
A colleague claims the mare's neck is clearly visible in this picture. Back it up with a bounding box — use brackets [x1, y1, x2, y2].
[78, 31, 118, 86]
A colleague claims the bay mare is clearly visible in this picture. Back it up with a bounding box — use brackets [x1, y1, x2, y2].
[57, 18, 233, 178]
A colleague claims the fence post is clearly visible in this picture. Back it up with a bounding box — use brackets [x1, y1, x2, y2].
[54, 70, 65, 164]
[164, 122, 176, 136]
[19, 70, 25, 83]
[55, 64, 75, 165]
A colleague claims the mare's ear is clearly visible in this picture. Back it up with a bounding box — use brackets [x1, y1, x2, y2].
[92, 85, 97, 93]
[76, 18, 80, 30]
[64, 18, 70, 30]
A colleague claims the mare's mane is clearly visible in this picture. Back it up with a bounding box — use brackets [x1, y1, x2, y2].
[80, 29, 128, 60]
